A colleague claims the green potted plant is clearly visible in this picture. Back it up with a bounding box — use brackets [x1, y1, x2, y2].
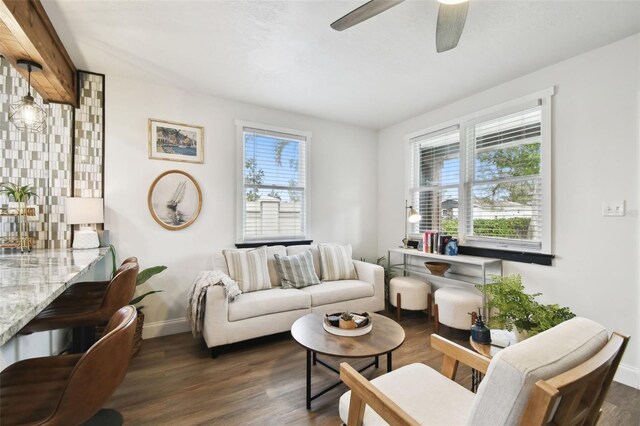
[109, 245, 167, 355]
[361, 256, 396, 309]
[0, 181, 37, 251]
[477, 274, 575, 340]
[129, 264, 167, 355]
[339, 311, 356, 329]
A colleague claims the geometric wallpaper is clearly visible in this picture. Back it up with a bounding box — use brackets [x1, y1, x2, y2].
[0, 56, 104, 249]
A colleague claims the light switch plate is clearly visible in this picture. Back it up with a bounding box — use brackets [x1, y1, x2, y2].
[602, 200, 625, 216]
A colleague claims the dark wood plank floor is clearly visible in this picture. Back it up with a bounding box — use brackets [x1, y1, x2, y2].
[109, 311, 639, 425]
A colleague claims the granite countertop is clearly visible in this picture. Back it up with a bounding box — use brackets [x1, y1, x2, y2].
[0, 247, 110, 346]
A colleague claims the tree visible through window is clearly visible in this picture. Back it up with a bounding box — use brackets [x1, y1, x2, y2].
[409, 92, 552, 254]
[240, 125, 308, 241]
[466, 107, 542, 244]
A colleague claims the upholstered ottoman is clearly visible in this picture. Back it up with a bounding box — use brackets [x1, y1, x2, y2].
[389, 276, 432, 322]
[433, 286, 483, 334]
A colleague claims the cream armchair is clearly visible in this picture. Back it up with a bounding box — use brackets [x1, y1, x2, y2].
[339, 317, 628, 426]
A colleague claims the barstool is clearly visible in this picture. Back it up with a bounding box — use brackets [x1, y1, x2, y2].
[64, 257, 138, 295]
[1, 306, 137, 426]
[21, 262, 139, 351]
[433, 286, 483, 334]
[389, 276, 432, 322]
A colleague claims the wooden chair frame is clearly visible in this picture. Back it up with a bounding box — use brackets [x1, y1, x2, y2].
[340, 334, 490, 426]
[340, 332, 629, 426]
[520, 332, 629, 426]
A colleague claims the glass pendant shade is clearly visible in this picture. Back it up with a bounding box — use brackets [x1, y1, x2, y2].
[9, 94, 47, 133]
[9, 59, 47, 133]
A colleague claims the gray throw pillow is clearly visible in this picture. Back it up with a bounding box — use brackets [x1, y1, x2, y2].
[274, 250, 321, 289]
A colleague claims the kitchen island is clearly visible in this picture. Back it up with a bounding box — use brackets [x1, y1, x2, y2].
[0, 247, 110, 346]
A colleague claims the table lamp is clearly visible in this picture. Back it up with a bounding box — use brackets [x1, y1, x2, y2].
[65, 197, 104, 249]
[403, 200, 421, 248]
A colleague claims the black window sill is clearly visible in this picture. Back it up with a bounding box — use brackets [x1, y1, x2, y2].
[458, 246, 555, 266]
[235, 240, 313, 249]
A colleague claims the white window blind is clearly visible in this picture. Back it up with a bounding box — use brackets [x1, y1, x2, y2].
[409, 125, 460, 236]
[406, 88, 553, 254]
[241, 126, 307, 241]
[464, 106, 543, 249]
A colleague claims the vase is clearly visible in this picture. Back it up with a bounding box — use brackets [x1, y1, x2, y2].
[514, 327, 529, 342]
[339, 318, 356, 329]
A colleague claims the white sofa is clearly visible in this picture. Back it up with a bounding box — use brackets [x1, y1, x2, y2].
[202, 244, 385, 357]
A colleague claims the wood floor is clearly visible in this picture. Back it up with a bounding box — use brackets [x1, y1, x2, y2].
[109, 311, 639, 425]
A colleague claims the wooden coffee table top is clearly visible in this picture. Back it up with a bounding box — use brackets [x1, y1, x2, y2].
[291, 312, 405, 358]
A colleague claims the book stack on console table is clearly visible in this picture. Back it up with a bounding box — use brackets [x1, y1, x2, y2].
[423, 231, 452, 254]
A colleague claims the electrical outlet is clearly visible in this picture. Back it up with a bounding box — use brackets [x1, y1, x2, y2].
[602, 200, 625, 217]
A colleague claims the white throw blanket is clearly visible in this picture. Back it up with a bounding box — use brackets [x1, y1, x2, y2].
[187, 270, 241, 337]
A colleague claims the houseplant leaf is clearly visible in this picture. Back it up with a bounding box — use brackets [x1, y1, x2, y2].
[130, 290, 162, 306]
[137, 265, 167, 286]
[109, 244, 117, 277]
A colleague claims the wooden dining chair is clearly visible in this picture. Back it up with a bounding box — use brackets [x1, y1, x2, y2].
[1, 305, 137, 426]
[339, 317, 629, 426]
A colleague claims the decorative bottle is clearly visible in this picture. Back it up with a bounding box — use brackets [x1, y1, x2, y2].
[471, 309, 491, 344]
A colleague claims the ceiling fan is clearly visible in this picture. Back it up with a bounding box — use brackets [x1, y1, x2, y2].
[331, 0, 469, 53]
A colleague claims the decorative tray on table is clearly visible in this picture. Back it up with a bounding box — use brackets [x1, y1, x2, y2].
[323, 312, 372, 336]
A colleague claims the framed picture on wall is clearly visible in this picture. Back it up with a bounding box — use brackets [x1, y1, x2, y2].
[148, 170, 202, 230]
[148, 119, 204, 163]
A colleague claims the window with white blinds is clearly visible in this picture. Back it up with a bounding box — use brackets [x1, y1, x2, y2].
[240, 124, 308, 242]
[409, 126, 460, 237]
[407, 88, 553, 254]
[465, 106, 543, 250]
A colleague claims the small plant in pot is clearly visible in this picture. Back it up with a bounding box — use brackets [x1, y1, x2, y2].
[477, 274, 575, 341]
[110, 246, 167, 355]
[360, 256, 395, 310]
[0, 181, 38, 251]
[129, 265, 167, 355]
[339, 311, 356, 329]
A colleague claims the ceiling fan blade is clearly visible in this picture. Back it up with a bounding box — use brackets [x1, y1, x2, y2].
[331, 0, 405, 31]
[436, 2, 469, 53]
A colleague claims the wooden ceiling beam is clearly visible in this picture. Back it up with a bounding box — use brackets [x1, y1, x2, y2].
[0, 0, 78, 107]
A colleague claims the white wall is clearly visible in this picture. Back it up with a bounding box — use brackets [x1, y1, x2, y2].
[378, 34, 640, 387]
[105, 76, 378, 338]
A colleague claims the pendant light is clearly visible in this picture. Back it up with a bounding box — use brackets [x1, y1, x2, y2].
[9, 59, 47, 133]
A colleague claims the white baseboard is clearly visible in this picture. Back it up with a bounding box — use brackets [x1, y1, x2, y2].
[614, 363, 639, 389]
[141, 318, 190, 339]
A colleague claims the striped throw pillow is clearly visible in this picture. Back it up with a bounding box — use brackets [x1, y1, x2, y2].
[318, 244, 357, 281]
[274, 250, 321, 289]
[222, 246, 271, 292]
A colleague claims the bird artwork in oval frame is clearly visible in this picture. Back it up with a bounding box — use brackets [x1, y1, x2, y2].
[148, 118, 204, 164]
[148, 170, 202, 230]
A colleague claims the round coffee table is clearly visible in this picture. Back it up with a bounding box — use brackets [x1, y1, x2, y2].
[291, 312, 405, 409]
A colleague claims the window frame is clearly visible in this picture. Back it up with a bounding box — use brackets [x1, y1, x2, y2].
[235, 120, 312, 243]
[405, 87, 554, 254]
[408, 125, 461, 237]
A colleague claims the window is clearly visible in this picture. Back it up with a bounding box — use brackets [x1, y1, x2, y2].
[409, 126, 460, 237]
[237, 122, 310, 242]
[408, 89, 553, 254]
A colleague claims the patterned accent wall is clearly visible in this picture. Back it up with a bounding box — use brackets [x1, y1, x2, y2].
[0, 57, 104, 249]
[74, 73, 103, 198]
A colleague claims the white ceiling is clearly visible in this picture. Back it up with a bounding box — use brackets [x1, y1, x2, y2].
[42, 0, 640, 130]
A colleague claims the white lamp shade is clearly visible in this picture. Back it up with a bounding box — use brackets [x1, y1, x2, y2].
[65, 197, 104, 225]
[407, 207, 421, 223]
